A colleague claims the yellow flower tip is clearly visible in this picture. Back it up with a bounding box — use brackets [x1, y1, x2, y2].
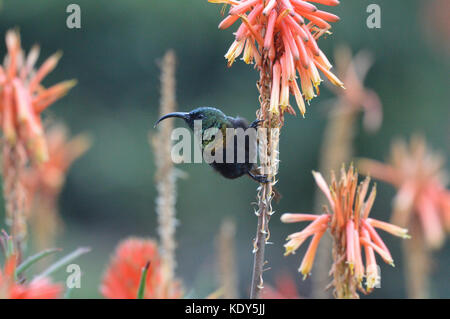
[63, 79, 78, 91]
[5, 131, 17, 145]
[299, 268, 310, 281]
[284, 248, 294, 257]
[47, 50, 63, 69]
[269, 106, 280, 115]
[347, 262, 354, 274]
[54, 50, 64, 60]
[29, 140, 49, 164]
[284, 244, 296, 256]
[397, 229, 410, 239]
[365, 264, 380, 290]
[365, 277, 378, 291]
[55, 79, 78, 98]
[401, 229, 411, 239]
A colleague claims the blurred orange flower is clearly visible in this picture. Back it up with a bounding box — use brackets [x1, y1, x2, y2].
[209, 0, 344, 117]
[281, 165, 409, 297]
[22, 123, 90, 250]
[24, 123, 90, 208]
[0, 254, 62, 299]
[359, 136, 450, 249]
[0, 30, 76, 163]
[331, 47, 383, 132]
[423, 0, 450, 56]
[261, 273, 300, 299]
[100, 238, 182, 299]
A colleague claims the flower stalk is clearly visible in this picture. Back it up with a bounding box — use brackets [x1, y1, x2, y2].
[151, 50, 180, 296]
[2, 143, 27, 260]
[216, 219, 238, 298]
[251, 55, 280, 299]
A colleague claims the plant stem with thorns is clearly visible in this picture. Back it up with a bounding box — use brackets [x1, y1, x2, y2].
[250, 56, 280, 299]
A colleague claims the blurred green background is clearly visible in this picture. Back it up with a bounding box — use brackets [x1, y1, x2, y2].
[0, 0, 448, 298]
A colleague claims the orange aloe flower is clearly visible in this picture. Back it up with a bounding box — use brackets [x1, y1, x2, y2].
[209, 0, 344, 117]
[0, 254, 62, 299]
[359, 136, 450, 250]
[100, 238, 182, 299]
[0, 30, 76, 163]
[281, 165, 409, 297]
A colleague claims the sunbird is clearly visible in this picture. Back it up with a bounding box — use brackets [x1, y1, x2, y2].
[155, 107, 269, 183]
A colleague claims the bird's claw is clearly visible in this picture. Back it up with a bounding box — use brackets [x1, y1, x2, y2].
[249, 172, 272, 184]
[250, 119, 263, 129]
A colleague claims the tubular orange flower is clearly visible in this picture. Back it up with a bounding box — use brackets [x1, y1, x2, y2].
[281, 165, 408, 298]
[0, 254, 62, 299]
[0, 30, 76, 163]
[209, 0, 344, 118]
[100, 238, 182, 299]
[359, 136, 450, 250]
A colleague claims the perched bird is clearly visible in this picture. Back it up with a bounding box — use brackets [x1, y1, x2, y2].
[155, 107, 268, 183]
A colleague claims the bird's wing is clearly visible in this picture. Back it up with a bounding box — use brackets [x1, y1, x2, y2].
[227, 116, 249, 129]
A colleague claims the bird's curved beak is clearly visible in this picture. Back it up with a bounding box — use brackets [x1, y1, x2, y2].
[154, 112, 190, 128]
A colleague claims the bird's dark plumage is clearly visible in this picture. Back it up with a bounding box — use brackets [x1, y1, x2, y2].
[155, 107, 268, 183]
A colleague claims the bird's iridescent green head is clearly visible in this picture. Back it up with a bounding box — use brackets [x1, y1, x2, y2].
[155, 107, 229, 131]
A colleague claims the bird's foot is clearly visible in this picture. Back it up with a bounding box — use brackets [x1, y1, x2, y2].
[248, 171, 271, 184]
[250, 119, 263, 129]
